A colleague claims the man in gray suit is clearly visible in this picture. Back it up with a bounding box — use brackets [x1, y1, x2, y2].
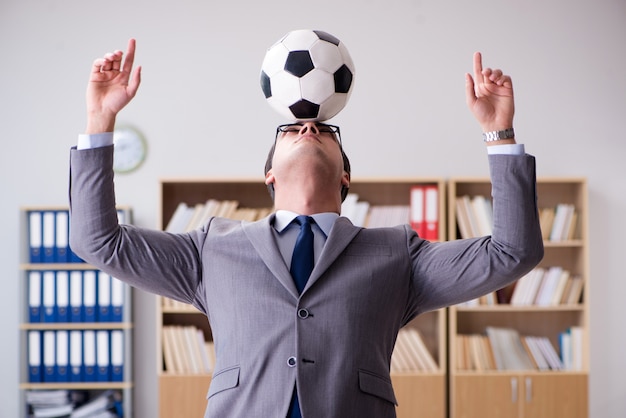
[70, 38, 543, 417]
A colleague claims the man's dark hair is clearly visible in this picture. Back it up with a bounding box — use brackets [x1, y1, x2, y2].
[264, 141, 351, 202]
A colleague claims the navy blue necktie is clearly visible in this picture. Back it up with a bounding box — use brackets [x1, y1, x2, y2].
[287, 215, 314, 418]
[290, 215, 314, 294]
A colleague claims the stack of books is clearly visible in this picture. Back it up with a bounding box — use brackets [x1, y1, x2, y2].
[165, 200, 273, 232]
[390, 328, 438, 373]
[162, 325, 216, 375]
[456, 326, 583, 371]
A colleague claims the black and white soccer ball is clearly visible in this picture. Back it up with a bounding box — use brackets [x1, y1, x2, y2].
[260, 29, 355, 122]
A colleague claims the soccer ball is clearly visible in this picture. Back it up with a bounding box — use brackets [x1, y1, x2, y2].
[260, 29, 355, 122]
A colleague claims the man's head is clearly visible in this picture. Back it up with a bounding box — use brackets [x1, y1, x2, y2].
[264, 122, 351, 202]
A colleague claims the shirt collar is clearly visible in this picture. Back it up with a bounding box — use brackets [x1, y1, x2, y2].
[274, 210, 338, 237]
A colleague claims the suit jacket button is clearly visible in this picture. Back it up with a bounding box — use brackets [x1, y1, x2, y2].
[297, 308, 310, 319]
[287, 357, 297, 367]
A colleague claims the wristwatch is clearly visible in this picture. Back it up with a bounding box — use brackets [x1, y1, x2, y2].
[483, 128, 515, 142]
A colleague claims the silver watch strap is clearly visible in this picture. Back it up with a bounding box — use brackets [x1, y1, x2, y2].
[483, 128, 515, 142]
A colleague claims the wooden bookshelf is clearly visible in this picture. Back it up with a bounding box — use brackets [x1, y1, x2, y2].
[157, 177, 447, 418]
[447, 178, 589, 418]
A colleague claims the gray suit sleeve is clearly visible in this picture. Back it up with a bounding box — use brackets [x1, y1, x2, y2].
[409, 153, 544, 313]
[68, 145, 206, 311]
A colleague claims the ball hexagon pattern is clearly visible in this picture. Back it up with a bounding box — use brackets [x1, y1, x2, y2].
[260, 29, 355, 122]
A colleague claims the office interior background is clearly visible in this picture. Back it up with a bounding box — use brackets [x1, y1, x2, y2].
[1, 0, 625, 416]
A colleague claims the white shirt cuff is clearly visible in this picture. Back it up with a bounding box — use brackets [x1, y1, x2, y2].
[487, 143, 525, 155]
[77, 132, 114, 150]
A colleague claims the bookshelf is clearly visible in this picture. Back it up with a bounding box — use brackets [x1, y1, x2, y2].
[19, 207, 134, 418]
[157, 178, 447, 418]
[447, 178, 589, 418]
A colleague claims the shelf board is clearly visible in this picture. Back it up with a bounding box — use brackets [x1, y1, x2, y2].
[453, 370, 589, 376]
[20, 382, 133, 390]
[162, 307, 203, 314]
[20, 323, 133, 330]
[543, 240, 584, 248]
[454, 305, 584, 313]
[20, 263, 96, 271]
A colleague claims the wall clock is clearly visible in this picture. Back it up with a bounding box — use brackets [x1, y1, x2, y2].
[113, 126, 147, 173]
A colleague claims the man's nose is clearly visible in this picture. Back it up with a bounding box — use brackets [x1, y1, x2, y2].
[299, 122, 319, 134]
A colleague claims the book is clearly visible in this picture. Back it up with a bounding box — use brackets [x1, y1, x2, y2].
[164, 202, 193, 233]
[424, 185, 439, 240]
[410, 186, 425, 237]
[570, 326, 584, 370]
[549, 203, 575, 241]
[534, 266, 564, 306]
[391, 328, 438, 372]
[563, 275, 584, 304]
[539, 207, 556, 241]
[162, 326, 178, 373]
[471, 195, 493, 236]
[535, 336, 563, 370]
[486, 326, 535, 371]
[523, 336, 550, 371]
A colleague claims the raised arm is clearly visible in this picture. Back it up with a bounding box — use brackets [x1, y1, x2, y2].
[465, 52, 516, 146]
[86, 38, 142, 134]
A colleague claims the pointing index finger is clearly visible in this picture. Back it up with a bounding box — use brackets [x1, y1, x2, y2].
[473, 51, 483, 84]
[122, 38, 136, 74]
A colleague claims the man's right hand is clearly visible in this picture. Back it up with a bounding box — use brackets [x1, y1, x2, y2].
[86, 38, 141, 134]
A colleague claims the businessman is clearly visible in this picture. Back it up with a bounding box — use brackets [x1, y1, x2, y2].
[69, 38, 543, 417]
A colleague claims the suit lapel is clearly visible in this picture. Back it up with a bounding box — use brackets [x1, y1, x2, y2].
[242, 215, 362, 298]
[304, 217, 362, 292]
[242, 214, 300, 298]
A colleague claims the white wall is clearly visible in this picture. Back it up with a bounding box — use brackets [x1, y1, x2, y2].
[1, 0, 624, 416]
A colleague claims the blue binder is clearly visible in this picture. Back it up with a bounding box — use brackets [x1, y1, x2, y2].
[28, 211, 43, 263]
[69, 330, 83, 382]
[28, 271, 42, 323]
[97, 272, 111, 322]
[69, 271, 83, 322]
[42, 330, 56, 382]
[55, 210, 70, 263]
[28, 331, 42, 383]
[96, 330, 110, 382]
[83, 330, 97, 382]
[111, 277, 124, 322]
[42, 211, 56, 264]
[111, 330, 124, 382]
[55, 330, 69, 382]
[42, 271, 56, 323]
[56, 271, 69, 323]
[83, 271, 97, 323]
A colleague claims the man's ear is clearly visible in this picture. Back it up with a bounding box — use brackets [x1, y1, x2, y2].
[265, 170, 275, 186]
[341, 172, 350, 188]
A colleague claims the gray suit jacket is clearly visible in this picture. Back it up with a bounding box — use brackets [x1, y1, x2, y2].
[69, 145, 543, 418]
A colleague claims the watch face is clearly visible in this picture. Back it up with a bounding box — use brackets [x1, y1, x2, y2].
[113, 126, 147, 173]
